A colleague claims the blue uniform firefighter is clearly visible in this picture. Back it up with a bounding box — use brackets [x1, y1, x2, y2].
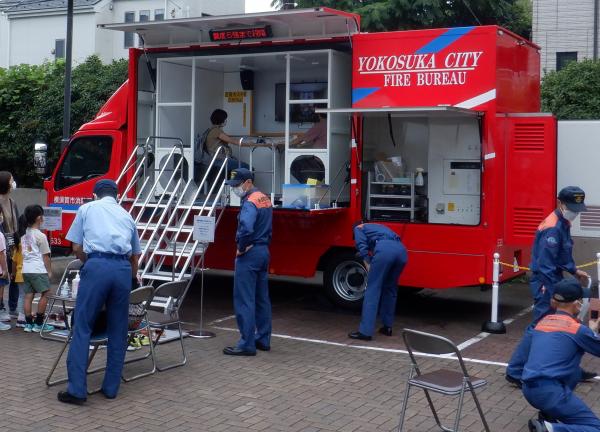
[58, 179, 141, 405]
[506, 186, 593, 387]
[523, 278, 600, 432]
[348, 222, 408, 341]
[223, 168, 273, 356]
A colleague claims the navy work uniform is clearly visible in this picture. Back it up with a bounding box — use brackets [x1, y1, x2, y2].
[522, 280, 600, 432]
[507, 186, 588, 382]
[224, 169, 273, 355]
[64, 180, 141, 400]
[350, 223, 407, 339]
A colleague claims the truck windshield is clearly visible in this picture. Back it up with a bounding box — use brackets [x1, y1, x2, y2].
[55, 136, 113, 190]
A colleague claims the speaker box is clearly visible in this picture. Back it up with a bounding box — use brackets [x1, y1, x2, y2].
[240, 70, 254, 91]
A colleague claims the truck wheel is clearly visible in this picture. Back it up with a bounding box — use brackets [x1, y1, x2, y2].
[323, 251, 367, 310]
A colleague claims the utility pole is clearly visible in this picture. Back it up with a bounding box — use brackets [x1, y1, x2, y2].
[61, 0, 74, 152]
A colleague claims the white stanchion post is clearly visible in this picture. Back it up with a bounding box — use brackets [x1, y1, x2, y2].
[482, 252, 506, 334]
[597, 253, 600, 299]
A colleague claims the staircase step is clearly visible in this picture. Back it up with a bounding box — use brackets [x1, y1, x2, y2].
[140, 239, 206, 256]
[142, 270, 193, 282]
[137, 223, 193, 234]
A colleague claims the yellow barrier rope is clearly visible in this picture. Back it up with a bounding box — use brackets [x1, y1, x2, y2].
[498, 260, 599, 272]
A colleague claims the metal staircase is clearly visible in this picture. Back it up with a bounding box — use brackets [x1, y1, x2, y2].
[116, 136, 229, 284]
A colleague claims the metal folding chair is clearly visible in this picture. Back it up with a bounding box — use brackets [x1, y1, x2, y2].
[40, 259, 83, 340]
[398, 329, 490, 432]
[46, 286, 157, 391]
[147, 279, 191, 371]
[122, 286, 157, 382]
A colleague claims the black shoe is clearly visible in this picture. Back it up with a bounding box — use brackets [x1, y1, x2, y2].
[348, 331, 372, 341]
[378, 326, 392, 337]
[101, 389, 116, 399]
[528, 418, 548, 432]
[255, 341, 271, 352]
[57, 391, 86, 405]
[581, 369, 597, 382]
[505, 374, 522, 389]
[223, 346, 256, 356]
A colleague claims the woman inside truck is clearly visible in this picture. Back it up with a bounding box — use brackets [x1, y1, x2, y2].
[194, 109, 249, 182]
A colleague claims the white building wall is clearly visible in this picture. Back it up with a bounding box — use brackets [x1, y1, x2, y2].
[8, 11, 97, 66]
[0, 12, 9, 68]
[533, 0, 599, 73]
[0, 0, 245, 67]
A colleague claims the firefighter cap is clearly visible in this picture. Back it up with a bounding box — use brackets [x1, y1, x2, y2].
[552, 277, 592, 303]
[558, 186, 587, 213]
[225, 168, 254, 187]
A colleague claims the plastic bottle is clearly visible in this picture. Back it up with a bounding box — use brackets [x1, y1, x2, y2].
[60, 281, 70, 298]
[415, 168, 425, 187]
[71, 273, 80, 298]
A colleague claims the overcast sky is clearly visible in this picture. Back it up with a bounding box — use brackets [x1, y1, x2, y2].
[246, 0, 276, 13]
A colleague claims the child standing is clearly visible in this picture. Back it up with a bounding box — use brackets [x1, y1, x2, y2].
[12, 214, 26, 328]
[0, 229, 10, 331]
[21, 205, 54, 333]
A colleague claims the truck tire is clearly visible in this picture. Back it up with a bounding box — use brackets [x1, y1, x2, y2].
[323, 250, 368, 310]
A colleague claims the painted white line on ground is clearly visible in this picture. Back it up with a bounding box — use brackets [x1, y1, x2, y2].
[456, 305, 533, 351]
[210, 314, 236, 324]
[211, 325, 510, 368]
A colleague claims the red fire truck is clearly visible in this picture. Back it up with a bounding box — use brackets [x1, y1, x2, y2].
[43, 8, 556, 308]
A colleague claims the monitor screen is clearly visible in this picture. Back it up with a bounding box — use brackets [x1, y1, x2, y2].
[275, 82, 327, 123]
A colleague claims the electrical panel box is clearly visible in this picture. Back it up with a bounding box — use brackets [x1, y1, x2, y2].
[428, 119, 481, 225]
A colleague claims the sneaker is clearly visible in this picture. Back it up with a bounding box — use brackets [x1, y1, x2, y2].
[32, 324, 55, 333]
[15, 320, 26, 328]
[528, 418, 552, 432]
[127, 336, 141, 351]
[24, 324, 34, 333]
[139, 334, 150, 346]
[0, 310, 10, 322]
[9, 310, 17, 319]
[0, 322, 10, 331]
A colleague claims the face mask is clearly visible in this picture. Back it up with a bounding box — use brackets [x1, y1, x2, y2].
[10, 180, 16, 190]
[232, 186, 245, 198]
[562, 207, 579, 222]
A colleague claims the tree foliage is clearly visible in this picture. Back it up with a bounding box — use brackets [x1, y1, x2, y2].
[541, 60, 600, 120]
[271, 0, 532, 38]
[0, 56, 127, 187]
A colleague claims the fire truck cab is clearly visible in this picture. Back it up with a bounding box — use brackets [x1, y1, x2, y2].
[44, 8, 556, 308]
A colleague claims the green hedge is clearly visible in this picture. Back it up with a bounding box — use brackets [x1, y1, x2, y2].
[542, 59, 600, 120]
[0, 55, 127, 187]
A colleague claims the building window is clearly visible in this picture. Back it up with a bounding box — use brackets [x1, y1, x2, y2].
[124, 11, 135, 48]
[154, 9, 165, 20]
[139, 10, 150, 22]
[55, 39, 65, 59]
[556, 52, 578, 71]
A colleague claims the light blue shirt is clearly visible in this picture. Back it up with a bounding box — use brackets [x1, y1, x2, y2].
[66, 196, 141, 256]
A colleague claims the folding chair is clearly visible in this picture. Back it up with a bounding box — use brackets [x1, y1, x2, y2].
[46, 286, 157, 391]
[398, 329, 490, 432]
[40, 259, 83, 340]
[147, 279, 191, 371]
[122, 285, 157, 382]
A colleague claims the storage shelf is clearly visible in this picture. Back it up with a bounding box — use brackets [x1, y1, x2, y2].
[370, 206, 412, 211]
[370, 181, 411, 185]
[367, 171, 419, 221]
[370, 194, 411, 199]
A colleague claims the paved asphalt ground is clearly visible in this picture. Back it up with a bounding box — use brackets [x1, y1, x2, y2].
[2, 257, 600, 431]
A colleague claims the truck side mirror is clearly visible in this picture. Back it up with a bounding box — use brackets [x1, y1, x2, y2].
[34, 142, 48, 176]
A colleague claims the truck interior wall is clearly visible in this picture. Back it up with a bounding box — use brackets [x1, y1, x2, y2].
[194, 68, 224, 135]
